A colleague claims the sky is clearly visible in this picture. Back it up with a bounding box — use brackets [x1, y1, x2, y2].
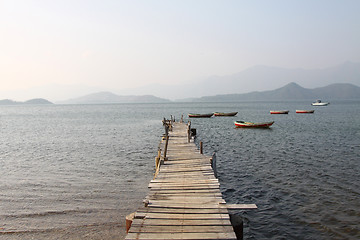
[1, 0, 360, 101]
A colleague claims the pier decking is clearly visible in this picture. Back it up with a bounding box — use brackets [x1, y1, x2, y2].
[125, 120, 256, 240]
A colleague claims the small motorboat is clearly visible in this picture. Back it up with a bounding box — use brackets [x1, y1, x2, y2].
[188, 113, 214, 118]
[311, 100, 329, 106]
[296, 110, 315, 113]
[214, 112, 238, 117]
[234, 121, 274, 128]
[270, 110, 289, 114]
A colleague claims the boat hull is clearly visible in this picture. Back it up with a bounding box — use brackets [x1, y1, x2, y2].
[311, 103, 329, 106]
[296, 110, 315, 113]
[214, 112, 238, 116]
[188, 113, 214, 118]
[270, 110, 289, 114]
[234, 121, 274, 128]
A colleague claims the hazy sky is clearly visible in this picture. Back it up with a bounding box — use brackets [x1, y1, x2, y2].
[1, 0, 360, 100]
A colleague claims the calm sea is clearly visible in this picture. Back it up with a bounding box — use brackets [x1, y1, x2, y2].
[0, 101, 359, 240]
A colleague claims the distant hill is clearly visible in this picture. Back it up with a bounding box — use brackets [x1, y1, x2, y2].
[117, 61, 360, 100]
[0, 98, 53, 105]
[193, 83, 360, 102]
[59, 91, 171, 104]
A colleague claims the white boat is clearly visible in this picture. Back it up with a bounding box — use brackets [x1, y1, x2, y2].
[311, 100, 329, 106]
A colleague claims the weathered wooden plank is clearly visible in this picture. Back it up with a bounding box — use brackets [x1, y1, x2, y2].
[128, 225, 235, 233]
[131, 218, 233, 226]
[135, 212, 230, 220]
[221, 203, 258, 209]
[150, 179, 219, 183]
[148, 203, 226, 209]
[145, 196, 224, 202]
[148, 190, 222, 195]
[148, 198, 225, 205]
[136, 207, 229, 214]
[148, 185, 221, 191]
[126, 232, 237, 240]
[149, 182, 219, 187]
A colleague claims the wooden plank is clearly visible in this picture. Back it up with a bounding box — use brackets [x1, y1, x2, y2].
[221, 203, 258, 209]
[150, 179, 219, 183]
[136, 207, 229, 214]
[131, 218, 233, 226]
[128, 225, 235, 233]
[148, 203, 226, 209]
[135, 212, 230, 220]
[145, 196, 224, 202]
[126, 232, 237, 240]
[148, 186, 221, 191]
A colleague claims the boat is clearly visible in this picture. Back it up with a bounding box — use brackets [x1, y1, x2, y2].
[270, 110, 289, 114]
[214, 112, 238, 116]
[296, 110, 315, 113]
[234, 121, 274, 128]
[311, 100, 329, 106]
[188, 113, 214, 118]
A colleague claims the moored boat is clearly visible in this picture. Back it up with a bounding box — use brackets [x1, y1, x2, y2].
[296, 110, 315, 113]
[270, 110, 289, 114]
[311, 100, 329, 106]
[234, 121, 274, 128]
[214, 112, 238, 116]
[188, 113, 214, 118]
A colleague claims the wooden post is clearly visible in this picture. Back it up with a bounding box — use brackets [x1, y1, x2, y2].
[200, 141, 203, 154]
[126, 212, 135, 233]
[187, 121, 191, 143]
[163, 135, 169, 159]
[187, 125, 190, 143]
[211, 152, 217, 178]
[155, 148, 161, 169]
[164, 124, 169, 138]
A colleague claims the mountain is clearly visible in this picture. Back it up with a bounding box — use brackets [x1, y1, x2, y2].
[115, 62, 360, 100]
[193, 83, 360, 102]
[0, 98, 53, 105]
[24, 98, 53, 104]
[58, 92, 170, 104]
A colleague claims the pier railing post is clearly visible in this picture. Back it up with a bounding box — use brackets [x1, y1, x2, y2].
[187, 121, 191, 143]
[163, 135, 169, 160]
[210, 152, 217, 178]
[200, 141, 203, 154]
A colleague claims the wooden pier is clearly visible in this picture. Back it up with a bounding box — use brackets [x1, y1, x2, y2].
[125, 119, 256, 240]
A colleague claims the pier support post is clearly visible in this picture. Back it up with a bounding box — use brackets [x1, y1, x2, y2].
[210, 152, 217, 178]
[200, 141, 203, 154]
[187, 121, 191, 143]
[229, 214, 244, 240]
[163, 135, 169, 159]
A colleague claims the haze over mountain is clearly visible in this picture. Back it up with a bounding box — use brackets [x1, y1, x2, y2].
[56, 82, 360, 104]
[1, 62, 359, 102]
[193, 82, 360, 102]
[0, 98, 53, 105]
[116, 62, 360, 100]
[58, 92, 170, 104]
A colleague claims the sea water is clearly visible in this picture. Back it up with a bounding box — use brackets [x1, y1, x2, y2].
[0, 101, 359, 239]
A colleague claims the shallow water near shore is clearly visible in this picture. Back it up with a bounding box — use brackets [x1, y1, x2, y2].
[0, 101, 359, 239]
